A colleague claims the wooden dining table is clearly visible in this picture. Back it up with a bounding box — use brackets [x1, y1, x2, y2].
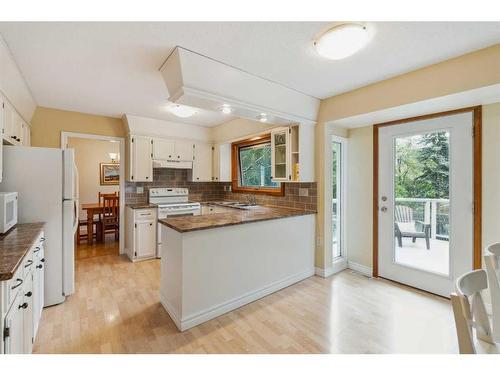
[81, 202, 118, 245]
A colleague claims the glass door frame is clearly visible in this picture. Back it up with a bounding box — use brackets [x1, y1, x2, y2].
[373, 106, 482, 279]
[330, 135, 347, 272]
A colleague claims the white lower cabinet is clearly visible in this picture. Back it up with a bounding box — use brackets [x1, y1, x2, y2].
[125, 207, 157, 261]
[1, 231, 45, 354]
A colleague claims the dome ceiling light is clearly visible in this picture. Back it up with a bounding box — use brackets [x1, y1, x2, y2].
[167, 103, 198, 118]
[314, 23, 370, 60]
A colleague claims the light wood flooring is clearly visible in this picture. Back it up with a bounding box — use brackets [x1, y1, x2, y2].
[33, 252, 459, 353]
[75, 235, 120, 260]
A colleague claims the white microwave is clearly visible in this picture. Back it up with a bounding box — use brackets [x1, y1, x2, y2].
[0, 192, 18, 234]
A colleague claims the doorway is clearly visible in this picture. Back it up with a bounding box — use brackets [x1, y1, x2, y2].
[374, 107, 481, 297]
[61, 132, 125, 260]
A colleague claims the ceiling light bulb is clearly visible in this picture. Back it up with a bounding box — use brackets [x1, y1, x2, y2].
[257, 113, 268, 123]
[314, 23, 370, 60]
[167, 104, 198, 118]
[220, 105, 232, 114]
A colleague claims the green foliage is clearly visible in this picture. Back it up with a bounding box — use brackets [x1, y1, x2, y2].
[239, 143, 278, 187]
[395, 131, 449, 199]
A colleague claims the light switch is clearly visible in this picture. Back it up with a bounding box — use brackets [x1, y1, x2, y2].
[299, 188, 309, 197]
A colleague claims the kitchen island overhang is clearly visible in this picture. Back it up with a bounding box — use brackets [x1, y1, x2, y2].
[159, 207, 315, 331]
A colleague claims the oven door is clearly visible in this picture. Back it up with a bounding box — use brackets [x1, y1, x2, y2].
[157, 208, 200, 258]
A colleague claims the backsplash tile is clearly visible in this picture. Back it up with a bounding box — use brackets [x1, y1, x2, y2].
[125, 168, 317, 211]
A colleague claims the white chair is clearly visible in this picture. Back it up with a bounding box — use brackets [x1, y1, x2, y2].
[484, 243, 500, 342]
[451, 269, 497, 353]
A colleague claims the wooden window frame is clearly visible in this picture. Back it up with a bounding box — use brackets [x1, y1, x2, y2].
[231, 135, 285, 196]
[372, 106, 482, 278]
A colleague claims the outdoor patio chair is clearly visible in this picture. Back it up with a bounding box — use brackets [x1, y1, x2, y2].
[394, 205, 431, 250]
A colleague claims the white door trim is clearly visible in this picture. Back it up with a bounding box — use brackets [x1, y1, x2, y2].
[60, 131, 126, 254]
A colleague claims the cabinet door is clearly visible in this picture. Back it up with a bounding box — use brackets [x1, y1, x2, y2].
[16, 116, 24, 145]
[33, 245, 44, 335]
[23, 123, 31, 146]
[271, 127, 291, 182]
[192, 142, 213, 182]
[135, 221, 156, 259]
[131, 136, 153, 182]
[22, 272, 34, 354]
[153, 138, 175, 160]
[3, 292, 24, 354]
[175, 140, 194, 161]
[3, 100, 16, 143]
[0, 98, 4, 182]
[214, 143, 231, 182]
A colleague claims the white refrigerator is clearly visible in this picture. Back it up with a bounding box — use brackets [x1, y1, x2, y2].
[0, 145, 78, 306]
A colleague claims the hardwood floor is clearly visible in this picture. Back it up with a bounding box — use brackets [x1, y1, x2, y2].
[75, 235, 120, 260]
[33, 254, 459, 353]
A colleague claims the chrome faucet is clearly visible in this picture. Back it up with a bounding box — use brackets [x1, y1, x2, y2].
[246, 194, 257, 206]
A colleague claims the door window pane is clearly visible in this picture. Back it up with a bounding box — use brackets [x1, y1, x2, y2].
[393, 131, 450, 275]
[332, 140, 342, 259]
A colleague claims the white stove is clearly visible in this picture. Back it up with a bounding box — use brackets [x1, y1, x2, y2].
[149, 188, 201, 257]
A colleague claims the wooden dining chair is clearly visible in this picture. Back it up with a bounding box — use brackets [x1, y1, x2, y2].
[451, 269, 496, 353]
[102, 195, 119, 242]
[485, 243, 500, 343]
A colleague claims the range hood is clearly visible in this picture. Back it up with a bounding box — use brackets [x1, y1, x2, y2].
[153, 159, 193, 169]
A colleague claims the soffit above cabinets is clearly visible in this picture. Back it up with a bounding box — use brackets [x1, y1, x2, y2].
[160, 47, 319, 126]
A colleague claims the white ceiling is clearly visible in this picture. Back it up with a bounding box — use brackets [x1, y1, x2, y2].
[1, 22, 500, 126]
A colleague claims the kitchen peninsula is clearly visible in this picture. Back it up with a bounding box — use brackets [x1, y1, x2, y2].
[159, 205, 315, 331]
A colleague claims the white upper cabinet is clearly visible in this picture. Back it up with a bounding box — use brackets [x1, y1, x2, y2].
[127, 135, 153, 182]
[212, 143, 231, 182]
[192, 142, 213, 182]
[270, 124, 314, 183]
[271, 127, 291, 182]
[152, 138, 175, 160]
[152, 138, 193, 161]
[175, 140, 194, 161]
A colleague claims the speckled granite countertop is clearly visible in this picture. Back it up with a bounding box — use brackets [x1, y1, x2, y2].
[126, 203, 157, 209]
[0, 223, 45, 281]
[159, 206, 315, 233]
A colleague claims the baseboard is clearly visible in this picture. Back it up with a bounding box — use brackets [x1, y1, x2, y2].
[315, 266, 334, 277]
[160, 295, 182, 330]
[167, 268, 314, 331]
[315, 259, 347, 278]
[347, 261, 373, 277]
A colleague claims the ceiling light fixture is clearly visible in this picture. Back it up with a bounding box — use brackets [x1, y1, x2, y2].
[257, 113, 268, 123]
[167, 103, 198, 118]
[220, 104, 232, 114]
[314, 23, 370, 60]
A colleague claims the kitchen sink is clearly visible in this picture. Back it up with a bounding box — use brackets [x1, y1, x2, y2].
[209, 201, 260, 210]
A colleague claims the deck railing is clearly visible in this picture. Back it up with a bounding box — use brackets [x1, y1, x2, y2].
[331, 198, 450, 242]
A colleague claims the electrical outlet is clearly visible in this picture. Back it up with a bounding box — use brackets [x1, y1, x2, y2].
[299, 188, 309, 197]
[136, 186, 144, 194]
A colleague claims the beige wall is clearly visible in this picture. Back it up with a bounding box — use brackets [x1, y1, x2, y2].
[211, 117, 276, 143]
[68, 137, 120, 219]
[482, 102, 500, 251]
[31, 107, 126, 148]
[315, 43, 500, 272]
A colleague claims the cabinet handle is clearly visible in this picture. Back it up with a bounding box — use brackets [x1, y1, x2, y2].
[36, 264, 43, 269]
[25, 291, 32, 297]
[40, 237, 45, 242]
[41, 258, 45, 263]
[11, 278, 23, 289]
[177, 155, 180, 159]
[18, 302, 28, 310]
[24, 259, 33, 268]
[169, 155, 171, 158]
[34, 246, 40, 253]
[150, 223, 152, 226]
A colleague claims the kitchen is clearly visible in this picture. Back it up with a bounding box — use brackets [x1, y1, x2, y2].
[1, 16, 500, 365]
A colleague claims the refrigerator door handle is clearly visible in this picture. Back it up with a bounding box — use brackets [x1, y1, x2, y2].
[73, 199, 79, 234]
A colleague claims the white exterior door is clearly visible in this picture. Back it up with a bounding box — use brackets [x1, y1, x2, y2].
[378, 112, 474, 297]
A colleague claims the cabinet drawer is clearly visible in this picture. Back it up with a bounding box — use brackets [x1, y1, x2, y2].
[134, 209, 156, 220]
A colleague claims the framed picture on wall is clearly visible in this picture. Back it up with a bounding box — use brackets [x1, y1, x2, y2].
[100, 163, 120, 185]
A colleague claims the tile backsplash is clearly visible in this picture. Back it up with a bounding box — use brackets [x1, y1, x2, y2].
[126, 168, 317, 211]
